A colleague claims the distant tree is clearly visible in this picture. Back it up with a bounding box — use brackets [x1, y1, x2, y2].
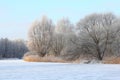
[0, 38, 28, 59]
[13, 40, 28, 58]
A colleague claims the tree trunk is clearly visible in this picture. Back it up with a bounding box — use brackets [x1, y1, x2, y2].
[96, 45, 103, 60]
[38, 52, 46, 57]
[97, 53, 102, 60]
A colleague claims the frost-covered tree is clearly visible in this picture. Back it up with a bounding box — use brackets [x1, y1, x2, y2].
[77, 13, 119, 60]
[52, 18, 74, 56]
[27, 16, 54, 57]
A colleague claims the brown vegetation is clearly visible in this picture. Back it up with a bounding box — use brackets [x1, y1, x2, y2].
[103, 56, 120, 64]
[23, 54, 66, 63]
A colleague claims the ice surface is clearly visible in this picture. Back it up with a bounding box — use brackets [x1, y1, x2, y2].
[0, 60, 120, 80]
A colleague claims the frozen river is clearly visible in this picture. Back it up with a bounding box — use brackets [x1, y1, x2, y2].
[0, 60, 120, 80]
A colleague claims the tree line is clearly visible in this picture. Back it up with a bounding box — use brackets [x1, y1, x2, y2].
[26, 13, 120, 61]
[0, 38, 28, 59]
[1, 13, 120, 61]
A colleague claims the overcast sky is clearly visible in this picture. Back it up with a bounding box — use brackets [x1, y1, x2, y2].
[0, 0, 120, 40]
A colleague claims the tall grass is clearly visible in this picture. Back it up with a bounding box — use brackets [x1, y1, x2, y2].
[23, 55, 66, 63]
[103, 56, 120, 64]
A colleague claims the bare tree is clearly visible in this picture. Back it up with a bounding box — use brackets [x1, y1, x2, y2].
[77, 13, 119, 60]
[52, 33, 65, 56]
[27, 16, 54, 57]
[52, 18, 74, 56]
[55, 18, 73, 34]
[108, 20, 120, 56]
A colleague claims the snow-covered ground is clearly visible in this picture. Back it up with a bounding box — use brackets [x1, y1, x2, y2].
[0, 60, 120, 80]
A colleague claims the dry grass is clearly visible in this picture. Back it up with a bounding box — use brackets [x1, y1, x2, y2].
[23, 55, 66, 63]
[103, 56, 120, 64]
[23, 55, 120, 64]
[23, 53, 120, 64]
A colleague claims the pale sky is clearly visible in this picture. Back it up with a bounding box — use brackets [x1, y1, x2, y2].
[0, 0, 120, 40]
